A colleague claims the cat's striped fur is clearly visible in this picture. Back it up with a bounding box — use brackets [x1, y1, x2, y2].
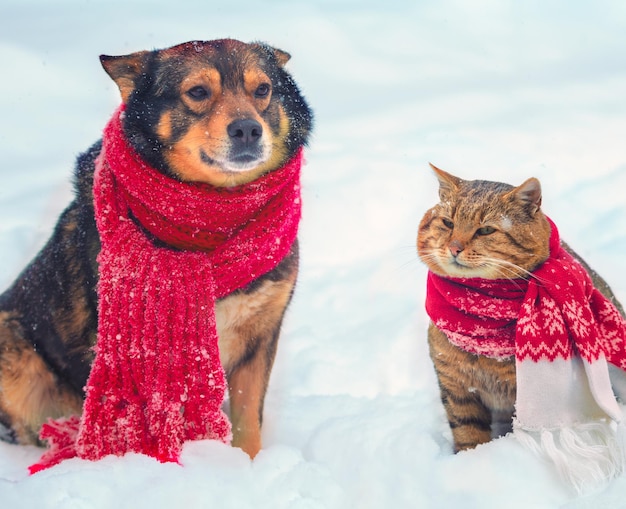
[418, 165, 625, 452]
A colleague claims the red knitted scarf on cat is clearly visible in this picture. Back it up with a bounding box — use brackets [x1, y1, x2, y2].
[425, 217, 626, 493]
[29, 106, 303, 474]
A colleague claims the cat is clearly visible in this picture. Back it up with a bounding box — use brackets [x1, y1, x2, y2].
[417, 164, 625, 452]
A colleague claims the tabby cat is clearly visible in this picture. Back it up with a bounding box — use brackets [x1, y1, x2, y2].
[417, 164, 625, 452]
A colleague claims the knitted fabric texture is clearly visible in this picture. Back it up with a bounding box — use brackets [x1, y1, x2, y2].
[425, 217, 626, 493]
[29, 106, 303, 473]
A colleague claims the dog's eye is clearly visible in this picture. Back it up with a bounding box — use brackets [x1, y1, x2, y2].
[187, 86, 210, 100]
[254, 83, 271, 98]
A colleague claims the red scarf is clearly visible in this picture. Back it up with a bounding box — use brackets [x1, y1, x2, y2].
[425, 218, 626, 367]
[425, 217, 626, 493]
[30, 106, 303, 473]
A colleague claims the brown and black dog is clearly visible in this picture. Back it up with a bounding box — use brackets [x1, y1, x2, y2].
[0, 39, 312, 458]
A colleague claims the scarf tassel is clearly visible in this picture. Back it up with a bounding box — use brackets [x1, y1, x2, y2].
[28, 416, 81, 474]
[514, 420, 626, 494]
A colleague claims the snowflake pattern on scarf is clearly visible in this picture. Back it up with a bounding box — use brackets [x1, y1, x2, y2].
[426, 218, 626, 367]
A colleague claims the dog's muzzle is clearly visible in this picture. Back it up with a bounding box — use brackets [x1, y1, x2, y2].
[226, 118, 266, 165]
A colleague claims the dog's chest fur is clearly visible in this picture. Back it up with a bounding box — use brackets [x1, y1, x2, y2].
[215, 254, 298, 376]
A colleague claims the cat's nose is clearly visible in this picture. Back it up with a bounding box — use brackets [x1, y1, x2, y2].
[448, 240, 464, 257]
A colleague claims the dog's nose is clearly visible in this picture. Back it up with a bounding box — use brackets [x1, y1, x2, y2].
[227, 119, 262, 146]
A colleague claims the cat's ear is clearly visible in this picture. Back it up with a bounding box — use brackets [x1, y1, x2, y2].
[511, 177, 542, 215]
[430, 163, 462, 202]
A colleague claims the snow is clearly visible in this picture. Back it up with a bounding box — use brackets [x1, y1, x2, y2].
[1, 0, 626, 507]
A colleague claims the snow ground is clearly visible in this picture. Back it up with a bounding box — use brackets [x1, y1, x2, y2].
[1, 1, 626, 507]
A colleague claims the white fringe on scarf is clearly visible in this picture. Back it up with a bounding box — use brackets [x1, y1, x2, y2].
[514, 420, 626, 494]
[513, 355, 626, 494]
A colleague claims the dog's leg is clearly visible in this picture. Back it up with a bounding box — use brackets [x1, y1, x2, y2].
[0, 312, 83, 444]
[227, 338, 278, 458]
[217, 245, 298, 458]
[217, 283, 294, 458]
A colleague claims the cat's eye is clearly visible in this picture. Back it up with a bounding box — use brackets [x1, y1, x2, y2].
[477, 226, 496, 236]
[442, 218, 454, 229]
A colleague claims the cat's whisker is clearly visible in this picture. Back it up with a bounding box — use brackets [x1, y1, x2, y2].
[416, 249, 438, 262]
[479, 257, 531, 279]
[417, 246, 550, 285]
[481, 257, 550, 284]
[396, 257, 424, 274]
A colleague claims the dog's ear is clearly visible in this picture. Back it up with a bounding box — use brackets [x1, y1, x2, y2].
[100, 51, 149, 103]
[253, 43, 291, 68]
[272, 48, 291, 67]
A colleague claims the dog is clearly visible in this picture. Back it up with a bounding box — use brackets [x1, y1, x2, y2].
[0, 39, 312, 459]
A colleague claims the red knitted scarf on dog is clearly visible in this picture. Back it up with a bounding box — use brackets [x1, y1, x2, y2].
[425, 217, 626, 492]
[29, 106, 303, 473]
